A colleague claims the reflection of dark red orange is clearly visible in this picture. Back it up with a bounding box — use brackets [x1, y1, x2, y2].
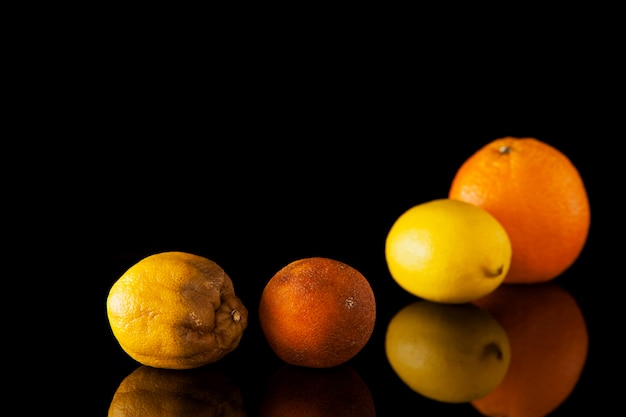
[259, 364, 376, 417]
[108, 365, 247, 417]
[471, 283, 588, 417]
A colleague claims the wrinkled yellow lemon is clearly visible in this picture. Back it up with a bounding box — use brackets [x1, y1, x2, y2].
[106, 251, 248, 369]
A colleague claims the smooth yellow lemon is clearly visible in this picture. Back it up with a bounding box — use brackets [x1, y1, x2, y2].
[385, 300, 511, 403]
[385, 198, 512, 303]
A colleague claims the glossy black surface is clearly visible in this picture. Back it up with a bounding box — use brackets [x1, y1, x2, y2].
[93, 109, 609, 415]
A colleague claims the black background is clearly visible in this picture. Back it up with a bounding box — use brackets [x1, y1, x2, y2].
[63, 23, 619, 414]
[90, 104, 610, 415]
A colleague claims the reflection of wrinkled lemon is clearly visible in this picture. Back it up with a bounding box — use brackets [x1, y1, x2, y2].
[107, 251, 248, 369]
[385, 300, 511, 403]
[108, 365, 246, 417]
[385, 198, 512, 303]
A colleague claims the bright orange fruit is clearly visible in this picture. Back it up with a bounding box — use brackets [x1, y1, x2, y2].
[471, 283, 589, 417]
[449, 137, 590, 283]
[258, 257, 376, 368]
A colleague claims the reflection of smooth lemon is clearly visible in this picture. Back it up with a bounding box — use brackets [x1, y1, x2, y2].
[385, 198, 512, 303]
[385, 300, 511, 403]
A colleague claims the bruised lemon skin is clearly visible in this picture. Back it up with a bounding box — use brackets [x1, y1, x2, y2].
[385, 300, 511, 403]
[385, 198, 512, 303]
[107, 251, 248, 370]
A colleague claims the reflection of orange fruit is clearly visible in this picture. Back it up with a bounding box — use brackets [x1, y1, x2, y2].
[259, 364, 376, 417]
[107, 251, 248, 369]
[471, 283, 588, 417]
[259, 257, 376, 368]
[108, 365, 246, 417]
[449, 137, 590, 283]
